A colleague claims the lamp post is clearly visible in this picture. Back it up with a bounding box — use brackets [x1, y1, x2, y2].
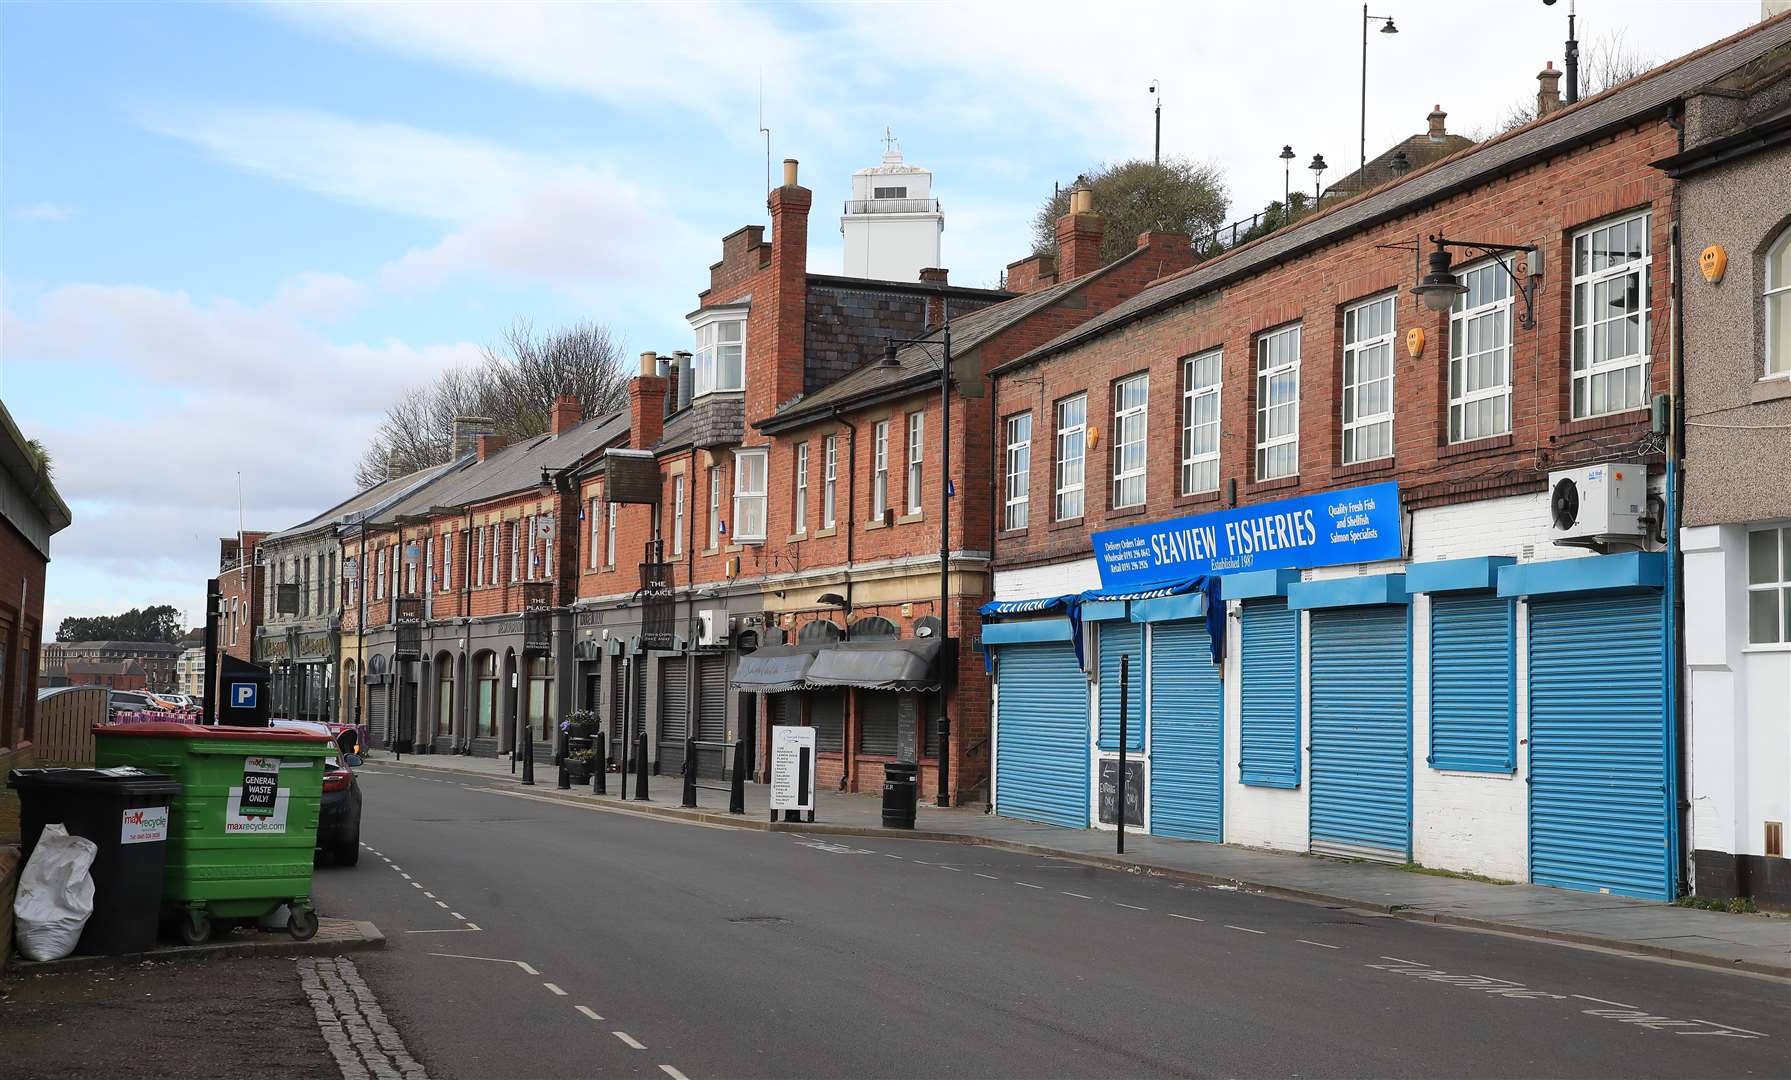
[1148, 80, 1162, 165]
[1309, 153, 1327, 203]
[1410, 235, 1541, 329]
[1279, 145, 1295, 226]
[1361, 6, 1399, 176]
[879, 321, 955, 808]
[1545, 0, 1580, 103]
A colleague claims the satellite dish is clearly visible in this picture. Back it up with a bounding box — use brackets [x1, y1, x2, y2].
[1550, 477, 1580, 531]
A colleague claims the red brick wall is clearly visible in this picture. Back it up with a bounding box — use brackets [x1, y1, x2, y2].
[994, 121, 1678, 571]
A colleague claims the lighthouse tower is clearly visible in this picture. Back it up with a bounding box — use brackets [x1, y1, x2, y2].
[839, 131, 945, 282]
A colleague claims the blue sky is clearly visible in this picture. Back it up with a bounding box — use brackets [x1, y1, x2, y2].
[0, 0, 1762, 634]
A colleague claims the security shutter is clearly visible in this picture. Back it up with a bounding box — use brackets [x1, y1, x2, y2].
[1429, 594, 1515, 771]
[995, 641, 1090, 829]
[1148, 620, 1223, 843]
[658, 656, 688, 774]
[696, 655, 727, 741]
[1309, 606, 1411, 863]
[368, 684, 389, 747]
[1529, 591, 1669, 900]
[1097, 622, 1144, 752]
[812, 689, 844, 752]
[1239, 600, 1300, 787]
[859, 693, 898, 755]
[609, 656, 626, 761]
[769, 692, 800, 725]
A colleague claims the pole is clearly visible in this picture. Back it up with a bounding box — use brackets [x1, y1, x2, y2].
[1563, 1, 1580, 104]
[1153, 97, 1161, 166]
[1284, 163, 1291, 227]
[355, 522, 366, 736]
[520, 662, 535, 785]
[1117, 653, 1128, 855]
[1360, 4, 1369, 176]
[619, 657, 630, 800]
[202, 578, 220, 725]
[936, 323, 953, 808]
[594, 724, 607, 794]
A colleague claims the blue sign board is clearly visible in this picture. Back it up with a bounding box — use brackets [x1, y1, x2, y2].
[230, 681, 259, 709]
[1091, 481, 1403, 589]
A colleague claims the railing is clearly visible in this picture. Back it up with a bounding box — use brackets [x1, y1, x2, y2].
[682, 737, 747, 814]
[1191, 203, 1316, 257]
[843, 198, 940, 215]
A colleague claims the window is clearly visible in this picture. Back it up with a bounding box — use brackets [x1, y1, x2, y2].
[1448, 258, 1515, 442]
[606, 503, 617, 567]
[376, 548, 386, 599]
[490, 524, 500, 584]
[424, 538, 435, 594]
[707, 465, 722, 549]
[872, 185, 908, 199]
[1748, 526, 1791, 645]
[525, 515, 537, 580]
[692, 315, 745, 397]
[905, 412, 924, 515]
[823, 436, 838, 528]
[1342, 295, 1395, 463]
[872, 420, 890, 518]
[441, 534, 452, 591]
[476, 527, 487, 585]
[1572, 211, 1652, 417]
[1111, 373, 1148, 507]
[588, 498, 600, 569]
[509, 522, 520, 582]
[733, 448, 768, 542]
[1055, 395, 1086, 520]
[1003, 413, 1031, 531]
[1255, 323, 1301, 480]
[542, 516, 554, 578]
[1767, 227, 1790, 379]
[671, 475, 685, 556]
[1181, 350, 1221, 493]
[793, 443, 809, 536]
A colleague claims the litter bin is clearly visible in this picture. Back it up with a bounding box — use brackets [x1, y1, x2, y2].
[7, 767, 182, 956]
[881, 762, 918, 830]
[93, 721, 333, 945]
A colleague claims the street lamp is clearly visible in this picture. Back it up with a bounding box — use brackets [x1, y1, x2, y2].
[1362, 7, 1399, 175]
[1544, 0, 1580, 103]
[880, 326, 955, 808]
[1309, 153, 1328, 202]
[1389, 150, 1411, 178]
[1279, 145, 1296, 225]
[1410, 235, 1540, 329]
[1149, 80, 1162, 165]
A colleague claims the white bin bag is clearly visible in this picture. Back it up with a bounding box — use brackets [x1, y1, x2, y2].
[14, 823, 98, 962]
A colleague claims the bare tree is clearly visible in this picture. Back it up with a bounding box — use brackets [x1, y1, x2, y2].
[1493, 31, 1658, 134]
[354, 319, 630, 488]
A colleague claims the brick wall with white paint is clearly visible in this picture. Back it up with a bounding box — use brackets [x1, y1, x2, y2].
[1221, 604, 1309, 851]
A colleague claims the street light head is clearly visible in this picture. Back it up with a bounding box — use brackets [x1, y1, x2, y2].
[1148, 81, 1158, 94]
[1279, 144, 1296, 161]
[1381, 17, 1398, 33]
[879, 342, 903, 369]
[1309, 153, 1327, 174]
[1412, 245, 1468, 313]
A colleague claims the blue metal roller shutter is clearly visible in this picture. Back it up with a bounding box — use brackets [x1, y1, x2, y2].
[1528, 591, 1669, 900]
[1309, 606, 1410, 862]
[995, 642, 1090, 828]
[1429, 595, 1515, 772]
[1240, 600, 1300, 787]
[1148, 620, 1223, 842]
[1098, 622, 1144, 752]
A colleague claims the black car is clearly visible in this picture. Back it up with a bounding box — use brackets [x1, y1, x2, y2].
[319, 755, 363, 866]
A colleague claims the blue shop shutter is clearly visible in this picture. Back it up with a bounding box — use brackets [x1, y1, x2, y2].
[995, 642, 1090, 829]
[1429, 594, 1515, 771]
[1148, 620, 1223, 843]
[1528, 591, 1670, 900]
[1308, 606, 1411, 863]
[1240, 599, 1300, 787]
[1098, 622, 1144, 752]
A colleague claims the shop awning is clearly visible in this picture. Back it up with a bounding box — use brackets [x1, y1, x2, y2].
[729, 645, 817, 693]
[806, 639, 942, 692]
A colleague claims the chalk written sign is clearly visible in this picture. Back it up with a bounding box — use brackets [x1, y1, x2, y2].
[1092, 481, 1402, 589]
[1097, 757, 1145, 828]
[769, 726, 817, 812]
[239, 756, 280, 817]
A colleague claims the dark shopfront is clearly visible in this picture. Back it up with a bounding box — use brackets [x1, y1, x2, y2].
[259, 628, 337, 724]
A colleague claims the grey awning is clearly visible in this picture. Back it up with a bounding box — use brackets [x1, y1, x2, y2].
[806, 639, 941, 691]
[729, 645, 816, 693]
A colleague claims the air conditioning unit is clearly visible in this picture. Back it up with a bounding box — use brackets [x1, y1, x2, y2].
[696, 609, 729, 647]
[1547, 462, 1646, 545]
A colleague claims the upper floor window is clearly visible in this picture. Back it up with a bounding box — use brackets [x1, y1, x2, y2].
[1449, 257, 1515, 442]
[524, 515, 536, 580]
[872, 421, 890, 518]
[424, 538, 435, 594]
[905, 412, 925, 515]
[1255, 323, 1301, 481]
[1112, 374, 1149, 508]
[873, 185, 908, 199]
[542, 516, 554, 578]
[477, 526, 488, 585]
[707, 465, 723, 549]
[692, 313, 746, 397]
[671, 475, 686, 556]
[1767, 226, 1790, 380]
[1181, 350, 1221, 494]
[1004, 413, 1031, 531]
[588, 498, 600, 569]
[441, 534, 452, 592]
[489, 524, 500, 584]
[1055, 395, 1086, 521]
[822, 436, 838, 529]
[1749, 526, 1791, 646]
[509, 521, 521, 582]
[376, 548, 387, 599]
[734, 448, 768, 542]
[606, 503, 617, 567]
[793, 443, 809, 536]
[1342, 295, 1395, 464]
[1572, 211, 1652, 418]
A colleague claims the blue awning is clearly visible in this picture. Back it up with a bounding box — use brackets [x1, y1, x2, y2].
[980, 594, 1076, 617]
[1287, 573, 1409, 610]
[1406, 556, 1514, 594]
[1497, 552, 1666, 598]
[981, 576, 1225, 671]
[982, 618, 1074, 645]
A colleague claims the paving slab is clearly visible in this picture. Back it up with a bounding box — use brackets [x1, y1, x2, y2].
[9, 916, 384, 973]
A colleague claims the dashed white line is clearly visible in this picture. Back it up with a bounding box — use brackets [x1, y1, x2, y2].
[402, 928, 480, 934]
[543, 982, 566, 996]
[426, 952, 538, 976]
[1380, 955, 1424, 966]
[576, 1005, 604, 1021]
[450, 912, 465, 920]
[1225, 925, 1266, 935]
[411, 882, 423, 889]
[423, 891, 435, 898]
[658, 1066, 691, 1080]
[911, 859, 934, 866]
[938, 865, 961, 872]
[1169, 913, 1204, 922]
[391, 865, 402, 871]
[435, 900, 449, 909]
[399, 873, 412, 880]
[1014, 881, 1043, 889]
[881, 853, 903, 860]
[1574, 994, 1639, 1009]
[1061, 892, 1092, 900]
[613, 1031, 647, 1050]
[975, 873, 999, 880]
[463, 923, 482, 931]
[1114, 903, 1147, 911]
[1298, 939, 1340, 949]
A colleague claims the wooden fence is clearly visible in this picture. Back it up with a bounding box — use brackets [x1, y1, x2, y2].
[32, 687, 107, 765]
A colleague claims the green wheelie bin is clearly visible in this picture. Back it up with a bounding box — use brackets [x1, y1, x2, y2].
[94, 721, 333, 945]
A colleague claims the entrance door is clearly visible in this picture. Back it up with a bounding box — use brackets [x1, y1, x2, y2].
[1148, 620, 1223, 843]
[658, 656, 689, 775]
[994, 641, 1090, 828]
[1309, 606, 1410, 863]
[695, 654, 727, 778]
[1528, 591, 1669, 899]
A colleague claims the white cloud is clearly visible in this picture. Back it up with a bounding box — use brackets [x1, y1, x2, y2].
[12, 202, 77, 222]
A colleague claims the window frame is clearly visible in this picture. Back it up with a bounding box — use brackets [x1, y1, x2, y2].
[707, 465, 723, 550]
[1570, 210, 1653, 419]
[588, 498, 600, 569]
[1003, 412, 1031, 532]
[1747, 525, 1791, 648]
[1766, 226, 1791, 380]
[793, 442, 809, 536]
[905, 411, 925, 516]
[424, 537, 435, 595]
[441, 533, 452, 591]
[671, 474, 685, 556]
[732, 448, 769, 542]
[822, 436, 838, 529]
[1111, 373, 1149, 508]
[1255, 322, 1302, 481]
[1055, 394, 1086, 521]
[872, 420, 890, 519]
[509, 521, 520, 582]
[606, 502, 617, 567]
[689, 307, 748, 398]
[1447, 256, 1516, 443]
[1341, 294, 1396, 464]
[1181, 349, 1222, 494]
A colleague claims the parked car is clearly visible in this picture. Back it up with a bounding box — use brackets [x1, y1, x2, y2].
[271, 718, 363, 866]
[107, 690, 155, 718]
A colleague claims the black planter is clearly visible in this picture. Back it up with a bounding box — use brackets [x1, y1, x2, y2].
[565, 759, 592, 785]
[568, 735, 594, 754]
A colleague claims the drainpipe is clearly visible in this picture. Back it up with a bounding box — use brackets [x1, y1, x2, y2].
[985, 365, 1002, 814]
[829, 407, 859, 792]
[459, 507, 473, 753]
[1666, 109, 1688, 897]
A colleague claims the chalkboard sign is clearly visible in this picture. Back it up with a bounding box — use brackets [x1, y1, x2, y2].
[895, 694, 921, 764]
[1097, 758, 1144, 827]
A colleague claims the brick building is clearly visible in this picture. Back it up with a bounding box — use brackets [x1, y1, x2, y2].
[65, 660, 147, 692]
[0, 400, 70, 775]
[980, 17, 1791, 901]
[40, 638, 184, 693]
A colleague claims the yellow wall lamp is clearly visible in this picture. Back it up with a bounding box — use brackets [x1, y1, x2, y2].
[1411, 235, 1541, 330]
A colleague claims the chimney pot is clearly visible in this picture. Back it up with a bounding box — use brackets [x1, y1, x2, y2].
[1427, 104, 1448, 139]
[1536, 61, 1564, 118]
[782, 158, 798, 186]
[639, 351, 658, 376]
[386, 451, 404, 481]
[1056, 185, 1105, 280]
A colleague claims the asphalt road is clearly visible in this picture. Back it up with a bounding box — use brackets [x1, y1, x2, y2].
[311, 766, 1791, 1080]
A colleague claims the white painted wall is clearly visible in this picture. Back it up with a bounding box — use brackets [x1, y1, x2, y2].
[841, 213, 943, 282]
[993, 558, 1101, 602]
[1222, 602, 1310, 851]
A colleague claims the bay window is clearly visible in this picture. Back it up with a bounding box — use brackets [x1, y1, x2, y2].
[691, 311, 746, 397]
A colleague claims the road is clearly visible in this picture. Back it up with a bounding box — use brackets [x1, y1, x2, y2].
[310, 766, 1791, 1079]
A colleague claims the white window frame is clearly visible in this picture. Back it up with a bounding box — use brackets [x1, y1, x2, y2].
[525, 515, 537, 580]
[1003, 413, 1031, 531]
[424, 537, 435, 595]
[707, 465, 722, 549]
[1181, 349, 1222, 494]
[733, 448, 768, 542]
[794, 442, 809, 536]
[509, 521, 520, 582]
[872, 420, 890, 518]
[442, 533, 452, 591]
[404, 544, 416, 595]
[1111, 373, 1149, 508]
[1571, 211, 1652, 418]
[542, 516, 554, 579]
[588, 498, 600, 569]
[689, 306, 748, 398]
[1766, 227, 1790, 380]
[488, 525, 498, 585]
[1448, 257, 1515, 443]
[606, 503, 617, 567]
[905, 412, 925, 515]
[1747, 525, 1791, 647]
[1255, 322, 1301, 481]
[1341, 294, 1396, 464]
[1055, 394, 1086, 521]
[671, 475, 685, 556]
[823, 436, 838, 529]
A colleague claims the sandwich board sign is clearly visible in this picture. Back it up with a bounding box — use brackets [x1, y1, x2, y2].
[769, 726, 817, 814]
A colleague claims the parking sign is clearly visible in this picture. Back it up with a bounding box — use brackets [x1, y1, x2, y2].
[230, 681, 258, 708]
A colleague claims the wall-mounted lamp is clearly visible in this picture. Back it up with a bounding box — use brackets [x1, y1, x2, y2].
[1410, 234, 1540, 329]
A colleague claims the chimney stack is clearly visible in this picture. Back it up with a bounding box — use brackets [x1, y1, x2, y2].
[452, 416, 497, 458]
[674, 351, 693, 411]
[630, 352, 669, 450]
[1427, 104, 1448, 140]
[474, 434, 509, 462]
[386, 451, 404, 481]
[919, 267, 950, 327]
[1004, 252, 1058, 294]
[1056, 182, 1106, 280]
[762, 159, 812, 420]
[1536, 62, 1563, 118]
[549, 395, 582, 436]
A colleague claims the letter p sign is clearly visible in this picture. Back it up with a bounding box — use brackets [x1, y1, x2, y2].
[230, 682, 258, 709]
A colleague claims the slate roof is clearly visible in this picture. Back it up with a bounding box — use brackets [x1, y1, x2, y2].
[266, 462, 462, 541]
[1322, 130, 1475, 202]
[1011, 11, 1791, 371]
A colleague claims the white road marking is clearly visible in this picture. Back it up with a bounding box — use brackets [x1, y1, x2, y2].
[1225, 925, 1266, 935]
[1061, 892, 1092, 900]
[423, 891, 435, 898]
[576, 1006, 604, 1021]
[1297, 939, 1340, 949]
[938, 865, 961, 872]
[881, 853, 903, 860]
[659, 1066, 691, 1080]
[403, 928, 481, 934]
[1014, 881, 1043, 889]
[1379, 954, 1424, 965]
[613, 1031, 647, 1050]
[399, 873, 412, 880]
[911, 860, 934, 865]
[411, 882, 423, 889]
[1114, 903, 1147, 911]
[464, 922, 482, 931]
[1574, 994, 1639, 1009]
[1169, 913, 1204, 922]
[391, 866, 402, 871]
[427, 952, 539, 976]
[450, 912, 465, 920]
[975, 873, 999, 880]
[1688, 1020, 1770, 1038]
[435, 901, 449, 909]
[543, 982, 566, 996]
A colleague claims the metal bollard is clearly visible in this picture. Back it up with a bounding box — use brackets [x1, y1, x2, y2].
[681, 737, 698, 808]
[593, 727, 607, 795]
[729, 741, 746, 815]
[521, 726, 535, 787]
[634, 731, 649, 800]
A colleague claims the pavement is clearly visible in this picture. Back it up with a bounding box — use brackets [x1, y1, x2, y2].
[315, 764, 1790, 1079]
[371, 749, 1791, 978]
[8, 915, 385, 974]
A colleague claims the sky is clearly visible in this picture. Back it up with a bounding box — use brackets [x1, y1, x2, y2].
[0, 0, 1764, 635]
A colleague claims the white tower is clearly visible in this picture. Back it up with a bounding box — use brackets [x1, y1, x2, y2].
[840, 131, 944, 281]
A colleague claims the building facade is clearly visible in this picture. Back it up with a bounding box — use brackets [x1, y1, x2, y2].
[175, 646, 206, 699]
[0, 401, 70, 774]
[40, 638, 183, 693]
[840, 137, 945, 282]
[1656, 35, 1791, 910]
